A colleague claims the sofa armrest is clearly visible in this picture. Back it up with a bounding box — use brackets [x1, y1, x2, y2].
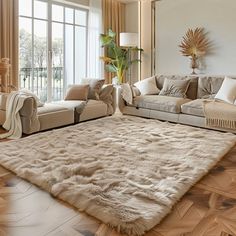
[19, 97, 37, 134]
[116, 85, 126, 112]
[0, 92, 8, 111]
[0, 93, 8, 125]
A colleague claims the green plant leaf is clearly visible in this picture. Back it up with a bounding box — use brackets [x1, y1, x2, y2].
[105, 64, 117, 73]
[108, 29, 116, 38]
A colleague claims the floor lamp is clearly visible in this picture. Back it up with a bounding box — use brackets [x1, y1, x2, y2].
[120, 33, 138, 84]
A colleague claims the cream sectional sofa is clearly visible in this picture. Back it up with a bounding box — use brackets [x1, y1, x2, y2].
[119, 75, 236, 133]
[0, 84, 115, 134]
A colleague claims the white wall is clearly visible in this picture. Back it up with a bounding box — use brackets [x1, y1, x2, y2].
[156, 0, 236, 76]
[125, 2, 138, 32]
[140, 1, 152, 80]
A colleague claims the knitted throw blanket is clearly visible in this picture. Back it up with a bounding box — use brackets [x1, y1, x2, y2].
[203, 100, 236, 129]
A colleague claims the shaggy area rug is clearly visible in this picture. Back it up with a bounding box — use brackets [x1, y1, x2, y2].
[0, 116, 235, 235]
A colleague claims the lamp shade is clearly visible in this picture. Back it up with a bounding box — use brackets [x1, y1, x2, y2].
[120, 32, 138, 47]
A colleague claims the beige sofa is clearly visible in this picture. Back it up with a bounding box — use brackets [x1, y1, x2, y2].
[0, 85, 115, 134]
[119, 75, 236, 133]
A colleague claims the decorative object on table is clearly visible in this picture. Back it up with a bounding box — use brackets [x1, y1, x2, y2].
[179, 28, 210, 74]
[100, 29, 143, 84]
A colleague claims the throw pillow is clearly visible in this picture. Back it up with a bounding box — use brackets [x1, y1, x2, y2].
[132, 86, 141, 97]
[159, 78, 191, 98]
[81, 78, 105, 100]
[65, 84, 89, 101]
[134, 76, 160, 95]
[99, 84, 113, 105]
[99, 84, 114, 115]
[215, 76, 236, 104]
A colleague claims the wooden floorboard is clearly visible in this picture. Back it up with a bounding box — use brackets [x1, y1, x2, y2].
[0, 127, 236, 236]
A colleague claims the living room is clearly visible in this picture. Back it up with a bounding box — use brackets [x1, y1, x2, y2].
[0, 0, 236, 235]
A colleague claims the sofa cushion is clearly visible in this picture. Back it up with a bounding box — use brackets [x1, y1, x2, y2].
[214, 77, 236, 104]
[134, 76, 160, 95]
[131, 95, 191, 114]
[100, 84, 113, 104]
[81, 78, 105, 100]
[159, 78, 191, 98]
[197, 76, 225, 99]
[65, 84, 89, 101]
[181, 99, 207, 117]
[54, 100, 87, 113]
[37, 103, 71, 115]
[80, 100, 108, 121]
[156, 75, 198, 100]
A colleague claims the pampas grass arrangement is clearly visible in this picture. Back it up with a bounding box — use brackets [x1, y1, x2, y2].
[179, 28, 210, 74]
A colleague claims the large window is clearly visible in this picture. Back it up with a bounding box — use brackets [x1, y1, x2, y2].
[19, 0, 88, 101]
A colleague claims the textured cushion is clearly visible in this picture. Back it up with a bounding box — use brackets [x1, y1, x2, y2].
[197, 76, 225, 99]
[181, 99, 208, 117]
[159, 78, 191, 98]
[81, 78, 105, 100]
[134, 76, 160, 95]
[65, 84, 89, 101]
[156, 75, 198, 100]
[215, 77, 236, 104]
[132, 95, 191, 114]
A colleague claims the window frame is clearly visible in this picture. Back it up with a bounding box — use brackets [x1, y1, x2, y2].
[19, 0, 89, 101]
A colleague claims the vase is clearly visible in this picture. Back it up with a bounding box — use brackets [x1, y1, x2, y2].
[190, 56, 198, 75]
[112, 76, 120, 86]
[112, 75, 123, 85]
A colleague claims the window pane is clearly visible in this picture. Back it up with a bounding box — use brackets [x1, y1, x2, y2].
[52, 5, 64, 22]
[65, 8, 74, 24]
[34, 0, 47, 19]
[19, 0, 32, 17]
[65, 25, 74, 86]
[19, 17, 32, 91]
[75, 10, 87, 26]
[52, 23, 64, 101]
[75, 26, 87, 83]
[34, 20, 48, 101]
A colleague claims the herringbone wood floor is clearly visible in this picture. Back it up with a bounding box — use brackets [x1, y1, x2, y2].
[0, 127, 236, 236]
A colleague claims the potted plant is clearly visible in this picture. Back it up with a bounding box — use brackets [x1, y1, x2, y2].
[100, 29, 143, 84]
[179, 28, 210, 74]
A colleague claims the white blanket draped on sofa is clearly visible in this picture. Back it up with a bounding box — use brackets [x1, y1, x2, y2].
[0, 90, 40, 139]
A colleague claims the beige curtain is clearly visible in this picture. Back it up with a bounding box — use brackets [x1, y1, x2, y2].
[102, 0, 125, 83]
[0, 0, 19, 92]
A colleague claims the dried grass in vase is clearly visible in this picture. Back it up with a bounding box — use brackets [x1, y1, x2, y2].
[179, 28, 210, 74]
